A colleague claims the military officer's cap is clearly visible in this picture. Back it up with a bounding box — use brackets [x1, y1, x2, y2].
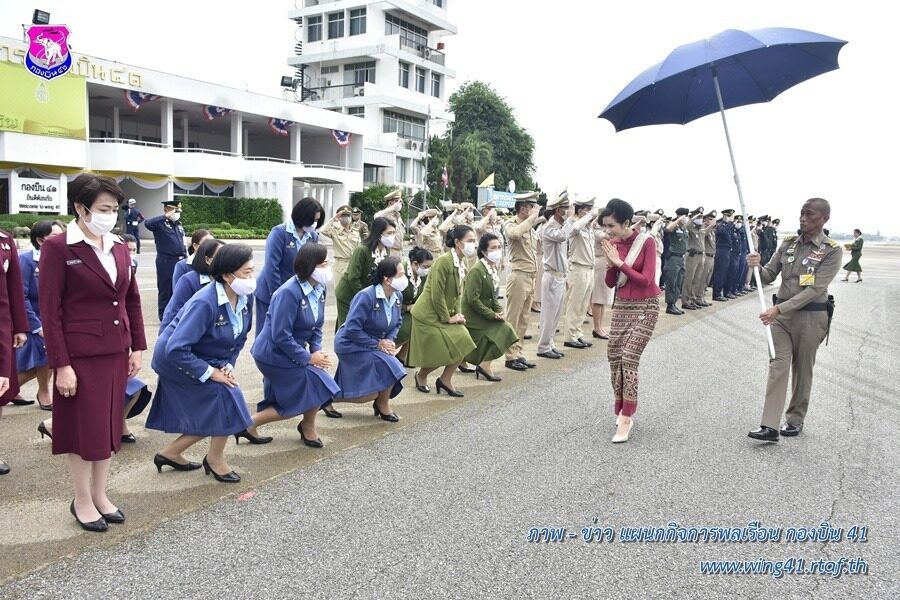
[634, 209, 649, 217]
[675, 207, 690, 216]
[482, 200, 496, 209]
[162, 200, 182, 208]
[384, 188, 403, 202]
[703, 210, 717, 218]
[758, 214, 769, 221]
[514, 191, 540, 203]
[721, 209, 735, 216]
[335, 204, 352, 216]
[351, 206, 362, 214]
[690, 206, 704, 216]
[574, 196, 596, 208]
[654, 208, 666, 217]
[546, 190, 570, 210]
[772, 218, 780, 224]
[127, 198, 136, 205]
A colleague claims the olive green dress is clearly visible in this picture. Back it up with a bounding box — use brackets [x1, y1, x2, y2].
[335, 245, 379, 330]
[408, 252, 476, 368]
[842, 237, 863, 272]
[395, 262, 426, 347]
[462, 260, 518, 364]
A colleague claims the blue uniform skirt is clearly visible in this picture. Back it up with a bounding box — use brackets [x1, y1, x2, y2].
[334, 350, 406, 399]
[254, 359, 341, 417]
[125, 377, 152, 419]
[15, 332, 47, 372]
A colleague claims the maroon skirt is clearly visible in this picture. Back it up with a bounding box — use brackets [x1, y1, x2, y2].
[52, 353, 129, 461]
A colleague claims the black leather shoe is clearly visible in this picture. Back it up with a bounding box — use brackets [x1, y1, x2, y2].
[202, 456, 241, 483]
[435, 378, 464, 397]
[592, 330, 609, 340]
[10, 397, 35, 406]
[297, 423, 325, 447]
[563, 340, 588, 349]
[475, 366, 502, 382]
[697, 300, 711, 307]
[414, 370, 431, 393]
[537, 350, 562, 359]
[682, 303, 697, 310]
[121, 433, 136, 444]
[779, 422, 803, 437]
[523, 334, 533, 340]
[373, 404, 401, 422]
[234, 429, 274, 445]
[576, 338, 593, 347]
[505, 360, 528, 371]
[725, 293, 737, 299]
[153, 453, 202, 473]
[665, 305, 684, 315]
[98, 507, 126, 524]
[0, 461, 9, 475]
[516, 358, 537, 369]
[713, 296, 728, 302]
[70, 500, 107, 532]
[458, 364, 475, 373]
[321, 402, 343, 418]
[747, 426, 779, 442]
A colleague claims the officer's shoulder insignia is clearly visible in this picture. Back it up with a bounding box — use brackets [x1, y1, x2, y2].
[826, 238, 840, 249]
[783, 235, 798, 245]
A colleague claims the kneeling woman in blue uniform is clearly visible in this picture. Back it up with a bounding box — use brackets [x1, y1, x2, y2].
[160, 238, 224, 331]
[333, 257, 407, 421]
[244, 242, 339, 447]
[146, 244, 256, 483]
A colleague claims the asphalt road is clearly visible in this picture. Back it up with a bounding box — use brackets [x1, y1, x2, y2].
[0, 245, 898, 598]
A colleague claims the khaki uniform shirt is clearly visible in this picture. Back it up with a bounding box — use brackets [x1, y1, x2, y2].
[318, 220, 360, 261]
[542, 212, 594, 274]
[410, 218, 444, 255]
[351, 219, 368, 240]
[704, 226, 716, 255]
[375, 204, 404, 250]
[567, 218, 594, 268]
[759, 230, 841, 313]
[504, 213, 540, 274]
[687, 222, 705, 254]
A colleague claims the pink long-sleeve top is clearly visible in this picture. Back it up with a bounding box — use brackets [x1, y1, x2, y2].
[604, 229, 661, 300]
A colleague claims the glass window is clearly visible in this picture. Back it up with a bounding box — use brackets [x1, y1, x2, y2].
[348, 106, 365, 118]
[383, 110, 426, 140]
[364, 165, 378, 183]
[431, 73, 441, 98]
[416, 67, 426, 94]
[413, 160, 424, 185]
[328, 12, 344, 39]
[321, 65, 339, 75]
[399, 62, 410, 88]
[345, 61, 376, 85]
[307, 16, 322, 42]
[433, 0, 444, 7]
[349, 8, 366, 36]
[385, 14, 428, 53]
[396, 157, 408, 183]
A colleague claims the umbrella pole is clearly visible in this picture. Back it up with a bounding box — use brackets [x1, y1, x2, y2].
[712, 73, 776, 359]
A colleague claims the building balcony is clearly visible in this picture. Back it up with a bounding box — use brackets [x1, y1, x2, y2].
[290, 35, 454, 77]
[173, 147, 243, 181]
[89, 138, 173, 175]
[290, 0, 455, 33]
[0, 132, 87, 168]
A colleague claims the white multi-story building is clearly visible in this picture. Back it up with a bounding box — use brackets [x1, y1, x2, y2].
[0, 35, 365, 229]
[287, 0, 456, 193]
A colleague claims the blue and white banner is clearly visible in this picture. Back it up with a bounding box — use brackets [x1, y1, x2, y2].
[202, 105, 233, 121]
[269, 118, 292, 136]
[332, 130, 352, 147]
[124, 90, 161, 111]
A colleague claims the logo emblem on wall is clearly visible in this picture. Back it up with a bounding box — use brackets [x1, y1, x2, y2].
[25, 25, 72, 80]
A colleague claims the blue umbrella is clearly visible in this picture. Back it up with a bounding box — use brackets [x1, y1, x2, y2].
[599, 27, 847, 357]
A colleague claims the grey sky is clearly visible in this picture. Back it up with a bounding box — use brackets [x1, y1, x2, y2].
[1, 1, 894, 236]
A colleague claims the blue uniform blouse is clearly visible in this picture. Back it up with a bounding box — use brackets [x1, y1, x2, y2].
[255, 223, 319, 305]
[251, 277, 325, 368]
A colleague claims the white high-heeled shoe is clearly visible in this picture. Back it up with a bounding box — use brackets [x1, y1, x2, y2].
[612, 418, 633, 443]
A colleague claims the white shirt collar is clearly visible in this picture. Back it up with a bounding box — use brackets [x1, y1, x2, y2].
[375, 284, 399, 306]
[66, 220, 120, 254]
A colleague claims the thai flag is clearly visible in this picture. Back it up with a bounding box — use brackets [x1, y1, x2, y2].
[441, 165, 449, 188]
[269, 118, 292, 136]
[124, 90, 161, 111]
[332, 130, 351, 147]
[203, 105, 233, 121]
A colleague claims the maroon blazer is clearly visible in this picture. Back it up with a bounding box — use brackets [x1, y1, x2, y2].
[0, 232, 29, 403]
[38, 233, 147, 369]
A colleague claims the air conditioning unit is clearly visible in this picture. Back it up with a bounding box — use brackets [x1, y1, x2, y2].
[353, 86, 365, 97]
[410, 141, 419, 151]
[424, 48, 432, 59]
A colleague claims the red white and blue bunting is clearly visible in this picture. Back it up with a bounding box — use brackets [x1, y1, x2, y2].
[269, 118, 292, 136]
[332, 130, 352, 147]
[202, 105, 233, 121]
[124, 90, 161, 111]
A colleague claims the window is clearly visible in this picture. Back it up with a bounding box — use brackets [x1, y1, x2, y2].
[431, 73, 441, 98]
[349, 8, 366, 36]
[385, 14, 428, 53]
[399, 61, 410, 88]
[328, 12, 344, 39]
[364, 165, 378, 183]
[433, 0, 444, 7]
[307, 16, 322, 42]
[395, 157, 408, 183]
[321, 65, 339, 75]
[383, 110, 426, 140]
[348, 106, 365, 118]
[345, 61, 376, 85]
[415, 67, 426, 93]
[413, 159, 424, 185]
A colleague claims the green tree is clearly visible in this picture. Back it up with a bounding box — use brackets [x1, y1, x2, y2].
[349, 183, 409, 227]
[426, 131, 494, 204]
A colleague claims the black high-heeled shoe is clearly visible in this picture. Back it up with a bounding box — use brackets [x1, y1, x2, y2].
[120, 433, 136, 444]
[321, 402, 343, 418]
[373, 404, 400, 422]
[10, 397, 34, 406]
[38, 421, 52, 439]
[474, 366, 502, 382]
[202, 456, 240, 483]
[414, 371, 430, 393]
[435, 378, 464, 397]
[70, 500, 107, 533]
[97, 506, 126, 524]
[458, 364, 475, 373]
[234, 429, 274, 445]
[153, 453, 202, 473]
[296, 423, 324, 448]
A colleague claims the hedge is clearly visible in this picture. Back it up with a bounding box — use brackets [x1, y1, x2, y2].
[179, 197, 283, 232]
[208, 228, 272, 239]
[0, 214, 76, 227]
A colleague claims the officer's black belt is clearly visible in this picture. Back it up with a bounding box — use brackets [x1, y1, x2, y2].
[704, 253, 715, 257]
[669, 252, 684, 257]
[773, 296, 827, 311]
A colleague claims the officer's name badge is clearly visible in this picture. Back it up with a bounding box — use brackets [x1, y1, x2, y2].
[66, 259, 83, 265]
[799, 274, 816, 286]
[288, 242, 296, 249]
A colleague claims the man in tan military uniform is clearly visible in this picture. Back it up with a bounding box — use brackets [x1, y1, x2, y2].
[562, 196, 597, 349]
[682, 206, 707, 309]
[502, 192, 543, 371]
[701, 210, 717, 301]
[747, 198, 841, 442]
[537, 190, 598, 359]
[409, 208, 444, 254]
[375, 188, 405, 256]
[318, 204, 360, 287]
[351, 207, 368, 239]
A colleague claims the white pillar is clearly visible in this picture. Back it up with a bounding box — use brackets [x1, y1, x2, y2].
[243, 129, 250, 157]
[112, 106, 120, 139]
[290, 124, 302, 163]
[230, 113, 243, 156]
[160, 99, 173, 147]
[58, 173, 67, 215]
[181, 116, 189, 149]
[8, 170, 18, 214]
[327, 186, 335, 217]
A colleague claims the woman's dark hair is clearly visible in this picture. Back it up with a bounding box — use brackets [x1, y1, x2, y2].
[68, 174, 125, 217]
[444, 224, 474, 249]
[477, 233, 499, 259]
[121, 233, 137, 245]
[30, 219, 64, 248]
[408, 246, 433, 265]
[188, 229, 212, 255]
[599, 198, 634, 226]
[363, 217, 396, 253]
[294, 242, 328, 281]
[191, 238, 225, 276]
[853, 228, 862, 236]
[291, 197, 325, 230]
[372, 256, 402, 285]
[208, 243, 253, 283]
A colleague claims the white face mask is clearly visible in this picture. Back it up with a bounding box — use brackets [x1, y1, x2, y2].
[380, 235, 395, 249]
[693, 218, 702, 226]
[303, 225, 317, 234]
[462, 241, 477, 257]
[339, 216, 351, 226]
[487, 249, 503, 264]
[417, 267, 430, 278]
[229, 275, 256, 296]
[168, 210, 181, 222]
[312, 266, 333, 287]
[390, 275, 409, 292]
[84, 208, 117, 236]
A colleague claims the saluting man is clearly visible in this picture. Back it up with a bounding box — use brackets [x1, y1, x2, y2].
[502, 192, 543, 371]
[144, 200, 187, 320]
[712, 209, 735, 301]
[682, 206, 706, 310]
[375, 188, 405, 256]
[317, 205, 360, 289]
[124, 199, 145, 254]
[748, 198, 841, 442]
[562, 196, 597, 349]
[701, 210, 717, 300]
[663, 207, 690, 314]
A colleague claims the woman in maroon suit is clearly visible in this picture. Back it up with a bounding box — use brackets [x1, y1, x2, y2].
[39, 175, 147, 532]
[0, 229, 30, 476]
